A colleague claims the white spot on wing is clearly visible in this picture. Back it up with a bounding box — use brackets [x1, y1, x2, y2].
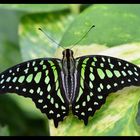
[118, 62, 121, 66]
[0, 79, 4, 84]
[27, 63, 30, 67]
[94, 102, 98, 105]
[9, 70, 12, 73]
[43, 105, 47, 109]
[81, 112, 85, 116]
[17, 68, 20, 72]
[88, 108, 92, 111]
[23, 88, 26, 92]
[32, 61, 36, 66]
[2, 86, 5, 89]
[134, 72, 139, 76]
[6, 77, 11, 82]
[38, 99, 43, 103]
[102, 57, 105, 62]
[16, 87, 19, 90]
[57, 114, 60, 118]
[1, 75, 4, 78]
[39, 91, 43, 96]
[12, 73, 15, 76]
[49, 110, 54, 114]
[134, 67, 137, 71]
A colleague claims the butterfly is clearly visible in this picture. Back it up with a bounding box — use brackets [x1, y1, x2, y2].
[0, 48, 140, 128]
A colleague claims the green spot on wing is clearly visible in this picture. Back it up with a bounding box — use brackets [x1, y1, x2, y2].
[114, 70, 121, 77]
[91, 62, 95, 66]
[55, 103, 59, 108]
[87, 95, 90, 102]
[45, 70, 49, 75]
[51, 98, 54, 104]
[83, 58, 89, 64]
[122, 71, 127, 76]
[57, 89, 64, 103]
[97, 68, 105, 79]
[34, 67, 38, 71]
[93, 57, 97, 61]
[80, 78, 84, 89]
[55, 80, 59, 90]
[40, 60, 44, 65]
[43, 65, 47, 70]
[48, 60, 55, 66]
[47, 84, 51, 92]
[26, 74, 33, 83]
[6, 77, 11, 82]
[89, 73, 95, 81]
[12, 77, 17, 83]
[52, 67, 58, 82]
[89, 81, 93, 89]
[106, 69, 113, 78]
[18, 76, 25, 83]
[90, 67, 93, 72]
[34, 72, 42, 83]
[76, 87, 83, 102]
[45, 76, 50, 84]
[47, 94, 51, 99]
[81, 67, 85, 79]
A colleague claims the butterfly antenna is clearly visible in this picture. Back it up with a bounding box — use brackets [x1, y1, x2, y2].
[38, 28, 65, 50]
[70, 25, 95, 49]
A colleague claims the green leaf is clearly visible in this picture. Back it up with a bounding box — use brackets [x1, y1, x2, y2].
[0, 125, 10, 136]
[0, 10, 24, 45]
[0, 10, 23, 71]
[0, 41, 21, 72]
[50, 43, 140, 136]
[19, 10, 75, 60]
[60, 4, 140, 47]
[0, 4, 70, 12]
[0, 94, 49, 136]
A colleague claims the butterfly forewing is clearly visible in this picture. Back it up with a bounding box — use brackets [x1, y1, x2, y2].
[72, 55, 140, 125]
[0, 58, 69, 127]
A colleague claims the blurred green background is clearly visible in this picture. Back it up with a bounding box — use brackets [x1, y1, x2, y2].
[0, 4, 140, 136]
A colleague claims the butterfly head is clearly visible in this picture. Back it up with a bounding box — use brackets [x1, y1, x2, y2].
[62, 49, 74, 59]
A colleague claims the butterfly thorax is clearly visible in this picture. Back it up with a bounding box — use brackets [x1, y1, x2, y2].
[61, 49, 77, 104]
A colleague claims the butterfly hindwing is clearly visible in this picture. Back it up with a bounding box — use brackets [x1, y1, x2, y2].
[0, 58, 69, 127]
[72, 55, 140, 125]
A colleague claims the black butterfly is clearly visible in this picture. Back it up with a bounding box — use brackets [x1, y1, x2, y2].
[0, 48, 140, 128]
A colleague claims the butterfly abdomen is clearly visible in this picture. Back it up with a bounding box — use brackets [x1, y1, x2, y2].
[62, 49, 77, 104]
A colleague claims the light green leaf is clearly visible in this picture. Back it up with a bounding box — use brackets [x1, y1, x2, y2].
[0, 11, 23, 71]
[19, 11, 75, 60]
[60, 4, 140, 47]
[0, 4, 70, 12]
[0, 125, 10, 136]
[0, 94, 49, 136]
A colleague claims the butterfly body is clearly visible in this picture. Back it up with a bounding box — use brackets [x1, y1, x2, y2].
[0, 49, 140, 128]
[61, 49, 77, 104]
